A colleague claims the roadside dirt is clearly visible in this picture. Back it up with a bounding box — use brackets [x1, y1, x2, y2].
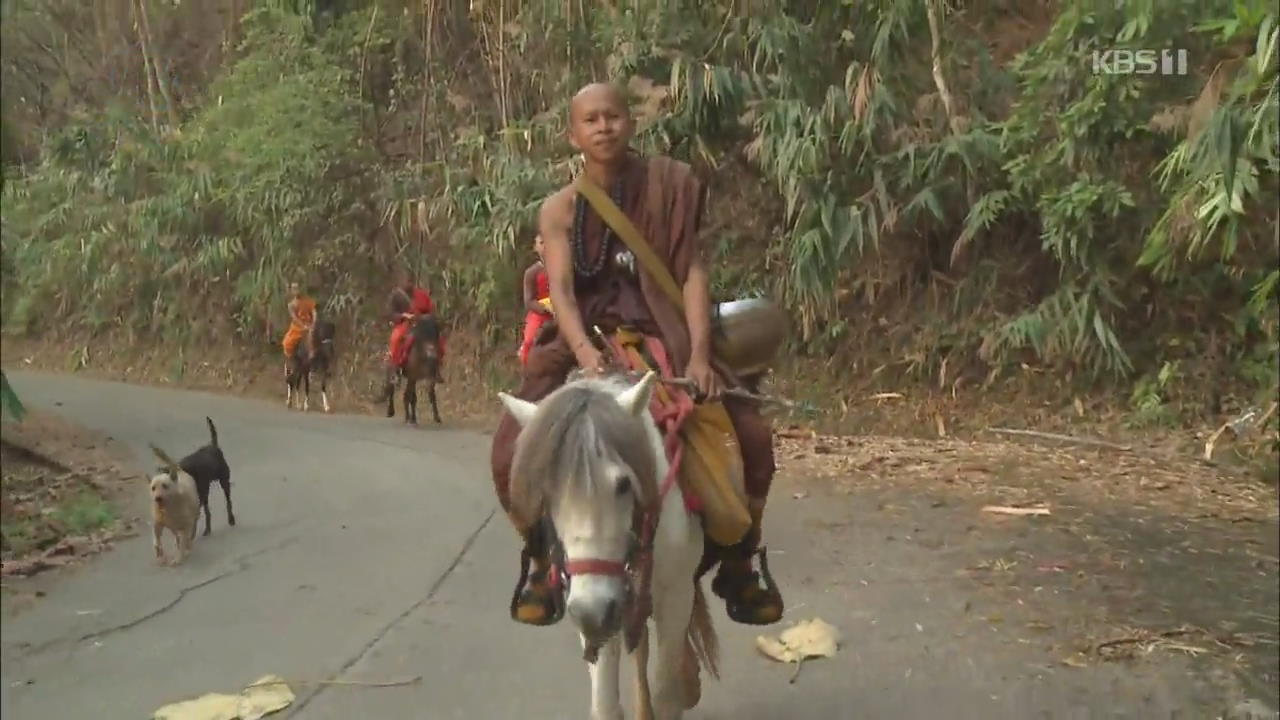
[775, 429, 1280, 709]
[1, 411, 144, 590]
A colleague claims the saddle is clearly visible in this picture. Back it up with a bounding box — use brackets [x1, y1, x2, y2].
[607, 327, 751, 547]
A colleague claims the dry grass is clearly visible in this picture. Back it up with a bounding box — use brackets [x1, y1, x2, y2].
[774, 430, 1277, 521]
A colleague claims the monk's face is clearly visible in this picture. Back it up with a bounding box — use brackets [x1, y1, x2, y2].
[289, 282, 300, 298]
[568, 85, 633, 165]
[533, 235, 545, 258]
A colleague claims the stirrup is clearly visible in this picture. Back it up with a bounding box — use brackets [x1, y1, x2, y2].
[509, 546, 564, 626]
[712, 547, 784, 626]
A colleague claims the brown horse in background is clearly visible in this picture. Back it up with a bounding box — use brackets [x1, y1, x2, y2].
[387, 315, 441, 425]
[287, 320, 336, 413]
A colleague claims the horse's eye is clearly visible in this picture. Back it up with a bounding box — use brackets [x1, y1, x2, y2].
[615, 478, 631, 496]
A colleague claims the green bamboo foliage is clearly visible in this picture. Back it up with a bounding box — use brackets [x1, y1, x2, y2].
[0, 370, 25, 422]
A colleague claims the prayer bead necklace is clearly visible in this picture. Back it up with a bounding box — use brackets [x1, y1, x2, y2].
[571, 178, 625, 279]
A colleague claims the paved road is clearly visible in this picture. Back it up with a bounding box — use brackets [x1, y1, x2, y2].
[0, 372, 1261, 719]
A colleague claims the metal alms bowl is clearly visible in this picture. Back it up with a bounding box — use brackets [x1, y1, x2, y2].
[710, 298, 790, 378]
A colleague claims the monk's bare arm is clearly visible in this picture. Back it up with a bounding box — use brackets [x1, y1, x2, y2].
[540, 191, 591, 354]
[288, 299, 303, 327]
[682, 182, 714, 363]
[521, 264, 545, 314]
[683, 256, 714, 363]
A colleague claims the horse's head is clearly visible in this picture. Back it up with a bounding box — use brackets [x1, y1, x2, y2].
[500, 371, 661, 646]
[312, 320, 336, 345]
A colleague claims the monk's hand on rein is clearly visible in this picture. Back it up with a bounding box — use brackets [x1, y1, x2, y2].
[573, 342, 607, 377]
[684, 355, 721, 403]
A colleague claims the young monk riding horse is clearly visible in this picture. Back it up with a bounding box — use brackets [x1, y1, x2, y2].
[500, 370, 719, 720]
[286, 320, 336, 413]
[388, 315, 442, 425]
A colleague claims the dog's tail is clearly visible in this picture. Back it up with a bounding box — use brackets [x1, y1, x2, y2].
[205, 416, 219, 448]
[150, 443, 182, 478]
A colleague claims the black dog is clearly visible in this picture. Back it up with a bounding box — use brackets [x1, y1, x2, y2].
[174, 417, 236, 536]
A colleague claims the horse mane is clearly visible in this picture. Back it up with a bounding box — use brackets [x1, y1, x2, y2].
[313, 320, 336, 341]
[411, 315, 440, 344]
[508, 378, 660, 527]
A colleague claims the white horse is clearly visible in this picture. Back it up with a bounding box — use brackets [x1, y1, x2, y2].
[499, 370, 720, 720]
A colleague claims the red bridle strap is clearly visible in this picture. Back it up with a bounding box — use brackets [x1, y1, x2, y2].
[563, 558, 628, 577]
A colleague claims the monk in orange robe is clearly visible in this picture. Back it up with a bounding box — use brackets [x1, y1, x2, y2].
[282, 282, 317, 377]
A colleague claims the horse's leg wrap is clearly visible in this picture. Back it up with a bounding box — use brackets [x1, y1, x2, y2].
[710, 498, 784, 625]
[434, 341, 446, 385]
[377, 361, 398, 410]
[510, 515, 563, 626]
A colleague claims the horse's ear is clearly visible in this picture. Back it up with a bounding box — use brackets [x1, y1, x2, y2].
[616, 370, 658, 416]
[499, 392, 538, 427]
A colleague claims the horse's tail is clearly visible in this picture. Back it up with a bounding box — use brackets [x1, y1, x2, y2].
[205, 416, 219, 448]
[686, 581, 720, 680]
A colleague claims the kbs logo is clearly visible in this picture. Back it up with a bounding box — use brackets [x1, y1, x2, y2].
[1091, 49, 1189, 76]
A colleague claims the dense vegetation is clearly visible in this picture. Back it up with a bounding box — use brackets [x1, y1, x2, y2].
[1, 0, 1276, 430]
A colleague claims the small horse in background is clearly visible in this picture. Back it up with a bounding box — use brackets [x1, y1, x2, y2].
[286, 320, 336, 413]
[500, 371, 719, 720]
[388, 315, 441, 425]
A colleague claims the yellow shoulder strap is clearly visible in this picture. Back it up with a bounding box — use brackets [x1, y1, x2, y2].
[575, 175, 685, 312]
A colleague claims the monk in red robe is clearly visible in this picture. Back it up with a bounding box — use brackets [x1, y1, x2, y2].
[491, 83, 784, 627]
[377, 268, 446, 406]
[518, 234, 552, 366]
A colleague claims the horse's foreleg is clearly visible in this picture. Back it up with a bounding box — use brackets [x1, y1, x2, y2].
[301, 369, 310, 412]
[320, 369, 331, 413]
[651, 579, 696, 719]
[404, 380, 416, 425]
[584, 634, 623, 720]
[633, 624, 655, 720]
[385, 375, 396, 418]
[428, 382, 441, 424]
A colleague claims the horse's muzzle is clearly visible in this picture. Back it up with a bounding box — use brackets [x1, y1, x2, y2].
[568, 596, 620, 647]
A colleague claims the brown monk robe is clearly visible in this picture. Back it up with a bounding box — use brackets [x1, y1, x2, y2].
[491, 82, 783, 627]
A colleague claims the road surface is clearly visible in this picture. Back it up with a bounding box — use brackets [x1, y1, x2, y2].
[0, 372, 1268, 719]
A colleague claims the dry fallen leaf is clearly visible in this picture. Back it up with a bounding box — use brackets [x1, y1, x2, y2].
[982, 505, 1051, 516]
[1060, 654, 1089, 668]
[756, 618, 842, 683]
[153, 675, 294, 720]
[153, 692, 240, 720]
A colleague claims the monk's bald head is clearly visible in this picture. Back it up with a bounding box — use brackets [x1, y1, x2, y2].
[567, 82, 634, 163]
[570, 83, 629, 121]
